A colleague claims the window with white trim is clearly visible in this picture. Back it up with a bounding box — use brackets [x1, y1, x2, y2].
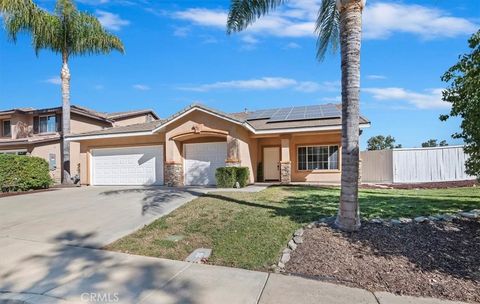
[297, 145, 339, 170]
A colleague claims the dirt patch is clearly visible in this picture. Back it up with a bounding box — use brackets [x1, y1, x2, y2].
[362, 179, 478, 189]
[285, 219, 480, 303]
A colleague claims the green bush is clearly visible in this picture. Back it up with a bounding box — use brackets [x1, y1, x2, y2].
[236, 167, 250, 187]
[0, 154, 53, 192]
[215, 166, 250, 188]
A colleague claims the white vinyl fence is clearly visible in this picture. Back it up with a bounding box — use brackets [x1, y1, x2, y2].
[361, 146, 475, 184]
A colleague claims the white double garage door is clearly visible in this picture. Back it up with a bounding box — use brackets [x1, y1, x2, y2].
[91, 142, 227, 186]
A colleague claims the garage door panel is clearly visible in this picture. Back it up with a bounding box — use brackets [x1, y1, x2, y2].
[91, 146, 163, 186]
[184, 142, 227, 186]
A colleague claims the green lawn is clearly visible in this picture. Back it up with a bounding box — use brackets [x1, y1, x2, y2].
[106, 185, 480, 271]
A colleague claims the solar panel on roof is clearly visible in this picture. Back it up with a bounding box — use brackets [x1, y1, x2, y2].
[267, 104, 341, 122]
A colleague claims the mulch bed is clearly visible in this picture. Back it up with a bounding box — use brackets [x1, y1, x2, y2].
[285, 219, 480, 303]
[362, 179, 478, 189]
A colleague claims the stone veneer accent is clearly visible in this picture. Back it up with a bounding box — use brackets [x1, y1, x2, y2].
[280, 161, 291, 184]
[165, 162, 183, 187]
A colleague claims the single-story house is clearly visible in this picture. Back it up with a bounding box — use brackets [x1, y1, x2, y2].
[67, 103, 370, 186]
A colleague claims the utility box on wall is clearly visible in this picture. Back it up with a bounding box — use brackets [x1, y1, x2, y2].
[48, 153, 56, 171]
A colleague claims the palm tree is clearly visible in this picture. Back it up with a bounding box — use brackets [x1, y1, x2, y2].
[227, 0, 364, 231]
[0, 0, 124, 183]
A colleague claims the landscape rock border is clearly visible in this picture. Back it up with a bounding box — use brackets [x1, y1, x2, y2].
[275, 209, 479, 272]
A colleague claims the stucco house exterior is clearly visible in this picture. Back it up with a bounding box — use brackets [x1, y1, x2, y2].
[66, 103, 370, 186]
[0, 105, 158, 183]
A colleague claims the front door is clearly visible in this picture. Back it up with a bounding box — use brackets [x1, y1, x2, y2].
[263, 147, 280, 181]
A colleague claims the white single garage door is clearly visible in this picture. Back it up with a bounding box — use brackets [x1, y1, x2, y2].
[184, 142, 227, 186]
[91, 146, 164, 186]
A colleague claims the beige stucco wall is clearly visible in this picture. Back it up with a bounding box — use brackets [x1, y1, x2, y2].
[164, 109, 257, 183]
[257, 132, 342, 183]
[70, 114, 112, 133]
[113, 114, 150, 127]
[31, 141, 62, 183]
[78, 134, 165, 185]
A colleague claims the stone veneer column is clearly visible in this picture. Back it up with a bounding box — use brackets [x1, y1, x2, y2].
[165, 162, 183, 187]
[225, 159, 241, 167]
[280, 161, 291, 184]
[280, 137, 292, 184]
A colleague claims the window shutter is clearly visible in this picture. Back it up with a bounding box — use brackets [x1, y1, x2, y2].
[56, 113, 62, 132]
[33, 116, 39, 134]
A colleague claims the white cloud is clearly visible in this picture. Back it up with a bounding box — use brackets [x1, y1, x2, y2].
[96, 10, 130, 31]
[172, 1, 477, 41]
[173, 8, 227, 28]
[133, 84, 150, 91]
[173, 26, 190, 37]
[364, 87, 448, 109]
[366, 74, 386, 80]
[322, 96, 341, 102]
[241, 35, 259, 45]
[284, 42, 301, 49]
[44, 76, 61, 85]
[363, 3, 478, 39]
[178, 77, 339, 93]
[77, 0, 110, 5]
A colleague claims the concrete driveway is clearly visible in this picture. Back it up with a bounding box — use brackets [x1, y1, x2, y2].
[0, 186, 205, 248]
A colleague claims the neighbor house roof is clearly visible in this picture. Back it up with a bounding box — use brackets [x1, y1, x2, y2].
[0, 105, 159, 123]
[66, 103, 371, 140]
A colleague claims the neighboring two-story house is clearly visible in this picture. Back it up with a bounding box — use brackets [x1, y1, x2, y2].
[0, 105, 158, 183]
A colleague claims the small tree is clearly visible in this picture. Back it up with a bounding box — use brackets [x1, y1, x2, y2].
[440, 30, 480, 179]
[439, 140, 449, 147]
[421, 139, 438, 147]
[367, 135, 401, 150]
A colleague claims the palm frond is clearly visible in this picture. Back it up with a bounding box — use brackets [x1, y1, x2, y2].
[0, 0, 124, 58]
[315, 0, 339, 61]
[0, 0, 42, 42]
[227, 0, 286, 34]
[68, 12, 125, 56]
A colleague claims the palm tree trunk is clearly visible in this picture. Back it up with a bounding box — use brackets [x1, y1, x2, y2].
[335, 0, 363, 232]
[61, 51, 72, 184]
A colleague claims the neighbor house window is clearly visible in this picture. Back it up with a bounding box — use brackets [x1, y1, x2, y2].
[297, 145, 339, 170]
[39, 115, 57, 133]
[2, 120, 11, 137]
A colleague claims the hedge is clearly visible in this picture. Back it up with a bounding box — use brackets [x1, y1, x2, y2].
[215, 167, 250, 188]
[0, 154, 53, 192]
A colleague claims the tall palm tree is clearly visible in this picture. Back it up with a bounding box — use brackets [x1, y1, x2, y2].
[0, 0, 124, 184]
[227, 0, 364, 231]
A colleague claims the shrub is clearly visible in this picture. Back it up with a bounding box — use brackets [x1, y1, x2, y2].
[215, 166, 250, 188]
[0, 154, 53, 192]
[236, 167, 250, 187]
[215, 167, 237, 188]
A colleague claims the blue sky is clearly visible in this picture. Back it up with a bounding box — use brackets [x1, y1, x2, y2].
[0, 0, 479, 149]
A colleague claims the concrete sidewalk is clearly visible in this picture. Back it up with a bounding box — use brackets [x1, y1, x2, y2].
[0, 237, 465, 304]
